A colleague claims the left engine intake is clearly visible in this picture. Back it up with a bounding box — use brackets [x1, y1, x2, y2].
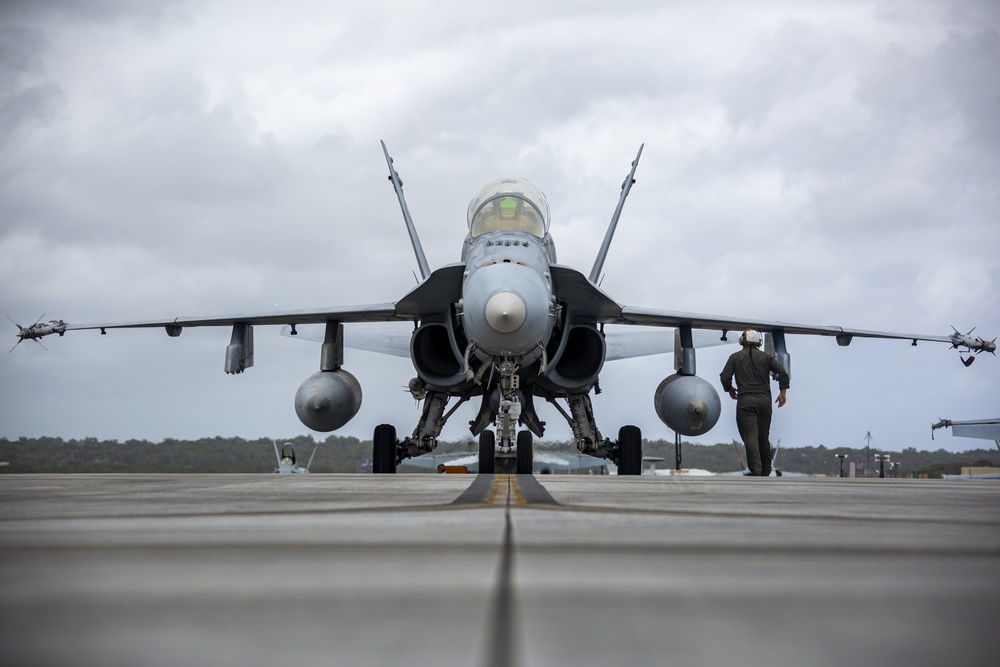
[654, 374, 721, 436]
[294, 369, 362, 432]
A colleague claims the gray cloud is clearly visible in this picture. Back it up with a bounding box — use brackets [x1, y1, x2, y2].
[1, 1, 997, 454]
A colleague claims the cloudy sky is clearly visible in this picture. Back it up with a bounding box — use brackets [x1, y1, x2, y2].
[2, 0, 998, 456]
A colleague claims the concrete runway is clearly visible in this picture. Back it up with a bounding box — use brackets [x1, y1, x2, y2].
[1, 473, 998, 667]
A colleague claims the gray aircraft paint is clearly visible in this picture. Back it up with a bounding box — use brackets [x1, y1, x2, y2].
[27, 144, 995, 474]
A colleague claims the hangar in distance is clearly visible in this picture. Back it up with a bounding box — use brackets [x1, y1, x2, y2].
[21, 143, 995, 474]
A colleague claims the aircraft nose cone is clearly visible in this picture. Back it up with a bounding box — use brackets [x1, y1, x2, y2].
[484, 291, 526, 333]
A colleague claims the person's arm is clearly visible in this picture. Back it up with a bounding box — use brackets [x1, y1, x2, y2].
[720, 356, 738, 400]
[770, 354, 790, 399]
[775, 388, 787, 407]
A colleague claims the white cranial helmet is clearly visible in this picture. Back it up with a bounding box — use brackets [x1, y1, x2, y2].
[741, 329, 763, 346]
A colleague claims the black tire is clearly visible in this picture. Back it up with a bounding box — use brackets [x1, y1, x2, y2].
[516, 430, 533, 475]
[479, 430, 496, 475]
[617, 425, 642, 475]
[372, 424, 397, 474]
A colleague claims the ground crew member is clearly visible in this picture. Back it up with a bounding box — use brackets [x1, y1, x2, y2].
[719, 329, 790, 476]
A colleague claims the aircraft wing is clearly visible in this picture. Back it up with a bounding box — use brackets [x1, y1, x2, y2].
[402, 453, 480, 472]
[932, 419, 1000, 441]
[64, 303, 405, 333]
[532, 450, 609, 471]
[281, 322, 413, 358]
[615, 306, 954, 346]
[401, 450, 610, 474]
[61, 264, 466, 336]
[604, 329, 731, 360]
[551, 264, 954, 346]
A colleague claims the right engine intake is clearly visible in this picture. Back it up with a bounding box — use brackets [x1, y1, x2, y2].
[294, 369, 362, 432]
[654, 374, 721, 437]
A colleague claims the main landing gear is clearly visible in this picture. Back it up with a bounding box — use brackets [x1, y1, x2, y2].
[371, 421, 643, 475]
[371, 361, 643, 475]
[372, 421, 642, 475]
[615, 425, 642, 476]
[372, 424, 398, 474]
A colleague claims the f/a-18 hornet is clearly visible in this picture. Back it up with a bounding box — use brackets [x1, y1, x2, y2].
[27, 144, 994, 474]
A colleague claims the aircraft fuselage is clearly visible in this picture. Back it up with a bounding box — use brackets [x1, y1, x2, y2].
[460, 231, 555, 363]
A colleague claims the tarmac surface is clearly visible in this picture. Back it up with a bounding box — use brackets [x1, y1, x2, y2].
[1, 473, 998, 667]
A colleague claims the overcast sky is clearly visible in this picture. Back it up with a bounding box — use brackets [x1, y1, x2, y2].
[2, 0, 998, 457]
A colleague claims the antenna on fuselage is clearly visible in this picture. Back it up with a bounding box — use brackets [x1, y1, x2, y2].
[588, 144, 644, 284]
[381, 141, 431, 281]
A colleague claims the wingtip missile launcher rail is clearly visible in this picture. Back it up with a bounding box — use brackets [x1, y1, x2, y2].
[7, 315, 66, 352]
[949, 326, 997, 366]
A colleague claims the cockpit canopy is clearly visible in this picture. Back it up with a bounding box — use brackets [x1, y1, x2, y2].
[467, 177, 551, 238]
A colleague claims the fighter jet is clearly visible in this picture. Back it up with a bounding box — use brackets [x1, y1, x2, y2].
[35, 143, 995, 475]
[7, 315, 66, 352]
[274, 441, 317, 474]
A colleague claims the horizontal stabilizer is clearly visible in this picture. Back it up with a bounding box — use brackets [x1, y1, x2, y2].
[281, 322, 413, 358]
[605, 329, 732, 361]
[281, 323, 732, 362]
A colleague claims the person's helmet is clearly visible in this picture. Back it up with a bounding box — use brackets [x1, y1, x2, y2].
[740, 329, 763, 347]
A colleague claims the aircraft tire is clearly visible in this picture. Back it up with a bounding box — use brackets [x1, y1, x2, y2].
[479, 430, 496, 474]
[373, 424, 397, 474]
[516, 430, 533, 475]
[617, 425, 642, 475]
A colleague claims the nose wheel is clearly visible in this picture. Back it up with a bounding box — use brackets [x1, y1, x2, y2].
[478, 430, 496, 474]
[477, 428, 534, 475]
[516, 430, 533, 474]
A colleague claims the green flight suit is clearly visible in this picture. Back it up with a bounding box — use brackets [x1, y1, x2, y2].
[720, 346, 790, 476]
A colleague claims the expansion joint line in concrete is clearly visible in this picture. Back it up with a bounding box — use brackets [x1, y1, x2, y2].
[484, 474, 520, 667]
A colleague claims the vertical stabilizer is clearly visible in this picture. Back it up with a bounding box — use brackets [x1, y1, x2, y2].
[381, 141, 431, 281]
[588, 144, 644, 284]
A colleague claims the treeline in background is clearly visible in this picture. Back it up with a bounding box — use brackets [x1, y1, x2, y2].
[1, 436, 997, 478]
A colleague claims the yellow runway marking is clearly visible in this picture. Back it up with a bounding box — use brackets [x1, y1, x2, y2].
[487, 474, 527, 506]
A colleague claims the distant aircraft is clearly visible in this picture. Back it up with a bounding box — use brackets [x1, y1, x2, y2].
[403, 447, 610, 474]
[274, 441, 317, 474]
[642, 456, 666, 475]
[641, 456, 714, 476]
[715, 439, 814, 477]
[931, 419, 1000, 450]
[25, 143, 995, 475]
[7, 315, 66, 352]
